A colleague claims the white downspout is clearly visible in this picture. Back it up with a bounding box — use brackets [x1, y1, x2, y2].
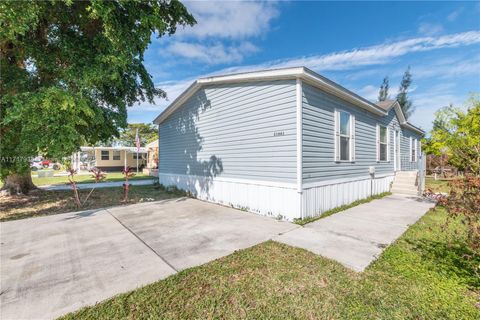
[124, 150, 127, 170]
[296, 78, 303, 219]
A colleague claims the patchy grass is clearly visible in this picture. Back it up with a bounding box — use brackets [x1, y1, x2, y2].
[294, 192, 392, 226]
[0, 185, 177, 222]
[425, 176, 452, 193]
[61, 206, 479, 319]
[31, 171, 154, 186]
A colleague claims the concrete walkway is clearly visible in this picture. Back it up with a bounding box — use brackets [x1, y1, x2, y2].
[39, 178, 155, 191]
[276, 194, 435, 271]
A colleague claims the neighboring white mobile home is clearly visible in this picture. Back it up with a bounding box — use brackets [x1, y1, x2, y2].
[72, 146, 147, 172]
[153, 67, 424, 220]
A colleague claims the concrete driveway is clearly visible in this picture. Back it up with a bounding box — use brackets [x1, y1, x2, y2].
[1, 194, 434, 319]
[0, 198, 296, 320]
[276, 194, 435, 271]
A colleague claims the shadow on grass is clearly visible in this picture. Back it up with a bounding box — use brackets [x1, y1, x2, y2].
[406, 238, 480, 289]
[0, 185, 180, 222]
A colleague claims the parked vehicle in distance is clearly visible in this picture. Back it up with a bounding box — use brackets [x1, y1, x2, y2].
[41, 159, 50, 168]
[30, 158, 61, 171]
[30, 161, 43, 171]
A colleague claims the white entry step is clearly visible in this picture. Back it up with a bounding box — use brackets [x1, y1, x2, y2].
[391, 171, 418, 196]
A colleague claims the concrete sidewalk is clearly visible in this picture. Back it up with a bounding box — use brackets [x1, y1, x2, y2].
[276, 194, 435, 271]
[39, 178, 156, 191]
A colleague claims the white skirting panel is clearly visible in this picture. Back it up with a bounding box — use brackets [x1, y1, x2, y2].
[301, 175, 394, 219]
[159, 173, 300, 221]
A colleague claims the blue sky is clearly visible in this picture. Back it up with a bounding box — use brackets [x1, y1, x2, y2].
[130, 0, 480, 132]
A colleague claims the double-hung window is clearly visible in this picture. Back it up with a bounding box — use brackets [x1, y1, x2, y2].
[334, 110, 355, 162]
[113, 150, 121, 160]
[410, 137, 417, 162]
[376, 124, 390, 162]
[379, 125, 388, 161]
[101, 150, 109, 160]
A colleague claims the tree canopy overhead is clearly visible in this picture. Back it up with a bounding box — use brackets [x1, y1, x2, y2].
[0, 0, 195, 193]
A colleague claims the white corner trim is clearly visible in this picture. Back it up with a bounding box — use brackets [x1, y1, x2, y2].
[296, 77, 303, 219]
[296, 78, 303, 194]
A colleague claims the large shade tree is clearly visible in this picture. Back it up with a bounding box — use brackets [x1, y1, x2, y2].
[0, 0, 195, 194]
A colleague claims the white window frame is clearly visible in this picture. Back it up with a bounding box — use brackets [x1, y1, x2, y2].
[410, 137, 417, 162]
[377, 124, 390, 162]
[334, 109, 355, 162]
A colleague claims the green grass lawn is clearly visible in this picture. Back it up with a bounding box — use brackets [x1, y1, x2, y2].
[0, 185, 176, 222]
[61, 206, 479, 319]
[425, 176, 452, 193]
[31, 171, 155, 186]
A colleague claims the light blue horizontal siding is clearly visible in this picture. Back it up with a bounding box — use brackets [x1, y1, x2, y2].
[302, 83, 400, 183]
[400, 128, 422, 170]
[159, 80, 297, 183]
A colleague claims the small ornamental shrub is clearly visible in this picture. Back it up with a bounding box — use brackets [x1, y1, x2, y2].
[67, 168, 81, 207]
[438, 176, 480, 254]
[89, 167, 107, 183]
[81, 168, 107, 205]
[67, 167, 107, 207]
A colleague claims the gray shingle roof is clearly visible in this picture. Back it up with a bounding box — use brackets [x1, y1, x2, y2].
[375, 100, 396, 111]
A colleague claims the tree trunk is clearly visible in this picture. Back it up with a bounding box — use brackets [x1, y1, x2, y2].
[0, 171, 37, 196]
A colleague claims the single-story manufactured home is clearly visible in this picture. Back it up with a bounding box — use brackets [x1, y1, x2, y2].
[153, 67, 424, 220]
[72, 146, 147, 172]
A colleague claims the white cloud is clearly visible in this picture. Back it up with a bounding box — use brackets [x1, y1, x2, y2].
[215, 30, 480, 74]
[177, 1, 279, 39]
[357, 85, 379, 101]
[417, 22, 444, 36]
[413, 55, 480, 80]
[164, 41, 258, 64]
[447, 8, 462, 22]
[136, 31, 480, 123]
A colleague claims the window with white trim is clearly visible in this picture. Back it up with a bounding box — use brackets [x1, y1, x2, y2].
[334, 110, 355, 161]
[410, 137, 417, 162]
[376, 124, 390, 162]
[379, 125, 388, 161]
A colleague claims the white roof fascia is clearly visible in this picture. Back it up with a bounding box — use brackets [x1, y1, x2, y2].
[391, 102, 424, 135]
[80, 146, 148, 152]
